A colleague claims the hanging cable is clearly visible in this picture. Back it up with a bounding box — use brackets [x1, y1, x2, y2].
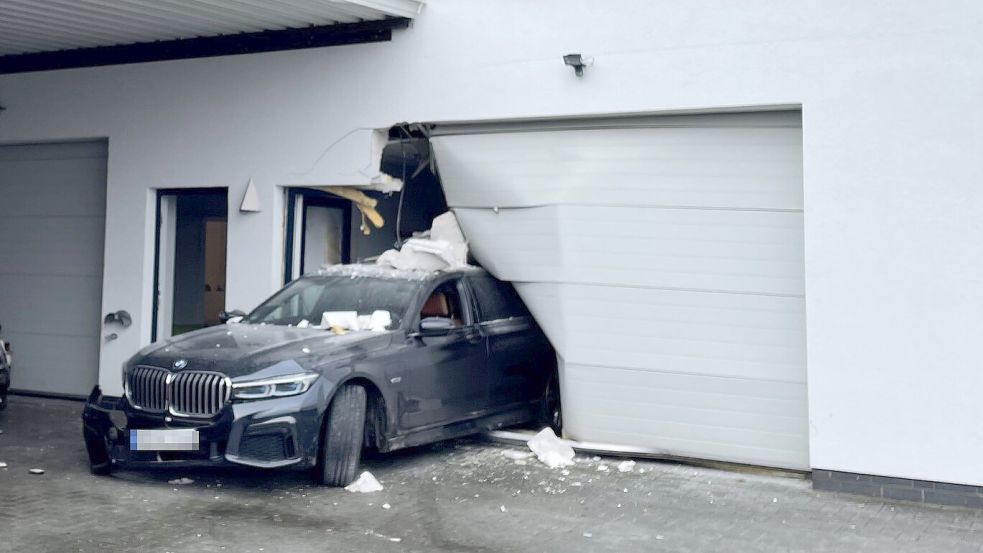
[393, 134, 408, 249]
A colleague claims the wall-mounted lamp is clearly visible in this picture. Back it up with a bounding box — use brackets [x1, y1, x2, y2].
[240, 178, 261, 212]
[563, 53, 593, 77]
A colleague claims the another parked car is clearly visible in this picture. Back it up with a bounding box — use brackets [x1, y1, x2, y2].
[83, 265, 559, 485]
[0, 324, 10, 411]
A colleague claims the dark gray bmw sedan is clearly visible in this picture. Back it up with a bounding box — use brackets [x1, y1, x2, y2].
[83, 265, 559, 486]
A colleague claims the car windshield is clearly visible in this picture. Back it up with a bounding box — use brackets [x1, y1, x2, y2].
[244, 275, 422, 328]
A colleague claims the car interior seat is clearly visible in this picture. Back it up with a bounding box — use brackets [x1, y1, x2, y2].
[421, 290, 463, 327]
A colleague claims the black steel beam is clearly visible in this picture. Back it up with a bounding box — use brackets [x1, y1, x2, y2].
[0, 18, 410, 75]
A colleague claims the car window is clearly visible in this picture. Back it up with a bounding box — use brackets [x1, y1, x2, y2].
[420, 279, 467, 327]
[469, 276, 531, 322]
[246, 276, 420, 328]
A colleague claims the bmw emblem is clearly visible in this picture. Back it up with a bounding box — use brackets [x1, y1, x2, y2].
[173, 359, 188, 370]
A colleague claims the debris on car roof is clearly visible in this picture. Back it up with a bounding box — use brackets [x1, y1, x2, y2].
[375, 211, 471, 272]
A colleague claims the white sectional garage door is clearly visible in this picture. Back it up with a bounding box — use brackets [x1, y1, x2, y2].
[0, 141, 107, 396]
[430, 111, 808, 469]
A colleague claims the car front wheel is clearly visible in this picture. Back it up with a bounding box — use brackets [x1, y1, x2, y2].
[541, 374, 562, 436]
[316, 383, 367, 487]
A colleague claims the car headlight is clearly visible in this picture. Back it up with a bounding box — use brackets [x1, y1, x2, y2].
[231, 373, 319, 401]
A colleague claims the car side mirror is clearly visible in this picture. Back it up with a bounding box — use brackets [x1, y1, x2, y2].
[416, 317, 454, 337]
[220, 309, 247, 323]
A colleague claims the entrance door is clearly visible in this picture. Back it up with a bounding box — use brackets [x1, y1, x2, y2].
[284, 188, 352, 283]
[153, 189, 228, 341]
[0, 141, 107, 397]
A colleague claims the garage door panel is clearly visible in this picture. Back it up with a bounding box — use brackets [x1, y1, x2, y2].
[0, 274, 102, 336]
[0, 217, 105, 276]
[520, 282, 805, 382]
[434, 113, 806, 469]
[3, 332, 101, 396]
[0, 141, 106, 396]
[458, 205, 804, 295]
[563, 362, 809, 469]
[433, 126, 802, 210]
[0, 159, 107, 217]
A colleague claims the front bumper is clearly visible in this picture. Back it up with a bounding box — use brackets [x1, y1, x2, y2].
[82, 384, 326, 470]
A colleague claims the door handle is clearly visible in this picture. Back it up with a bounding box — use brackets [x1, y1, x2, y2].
[103, 310, 132, 328]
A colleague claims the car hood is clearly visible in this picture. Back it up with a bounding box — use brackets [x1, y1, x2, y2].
[133, 324, 396, 379]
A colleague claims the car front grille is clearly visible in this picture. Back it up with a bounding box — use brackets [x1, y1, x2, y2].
[169, 371, 231, 417]
[127, 366, 231, 417]
[128, 366, 169, 411]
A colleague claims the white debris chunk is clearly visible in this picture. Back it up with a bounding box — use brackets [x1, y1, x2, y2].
[296, 319, 310, 328]
[29, 468, 44, 475]
[0, 462, 7, 468]
[345, 471, 384, 493]
[499, 505, 507, 513]
[382, 503, 391, 510]
[583, 532, 593, 538]
[617, 460, 636, 473]
[169, 477, 194, 485]
[597, 464, 609, 472]
[526, 428, 575, 469]
[501, 449, 532, 461]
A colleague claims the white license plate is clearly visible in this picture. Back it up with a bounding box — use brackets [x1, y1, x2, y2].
[129, 429, 200, 451]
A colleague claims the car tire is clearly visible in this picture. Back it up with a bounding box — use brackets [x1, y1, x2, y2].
[316, 384, 367, 487]
[84, 430, 113, 476]
[541, 374, 562, 436]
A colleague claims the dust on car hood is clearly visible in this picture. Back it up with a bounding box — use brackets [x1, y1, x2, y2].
[131, 324, 395, 378]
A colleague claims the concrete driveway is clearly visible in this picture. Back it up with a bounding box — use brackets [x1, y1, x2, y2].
[0, 395, 980, 553]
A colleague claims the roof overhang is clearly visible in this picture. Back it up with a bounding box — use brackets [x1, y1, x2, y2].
[0, 0, 424, 75]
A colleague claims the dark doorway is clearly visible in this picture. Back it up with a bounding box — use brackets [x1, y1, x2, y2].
[153, 188, 228, 341]
[284, 188, 353, 283]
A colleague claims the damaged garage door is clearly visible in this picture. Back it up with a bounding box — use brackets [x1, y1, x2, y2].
[430, 111, 808, 470]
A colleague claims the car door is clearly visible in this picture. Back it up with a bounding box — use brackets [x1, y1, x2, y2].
[398, 276, 491, 430]
[468, 275, 551, 410]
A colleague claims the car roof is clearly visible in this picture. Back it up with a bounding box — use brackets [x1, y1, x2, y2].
[307, 263, 489, 283]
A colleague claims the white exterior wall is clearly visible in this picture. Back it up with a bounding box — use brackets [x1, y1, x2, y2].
[0, 1, 981, 485]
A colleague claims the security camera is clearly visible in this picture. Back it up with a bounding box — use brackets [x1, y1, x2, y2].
[563, 53, 593, 77]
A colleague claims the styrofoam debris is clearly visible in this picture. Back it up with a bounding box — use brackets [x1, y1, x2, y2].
[583, 532, 593, 538]
[617, 460, 636, 473]
[0, 462, 7, 468]
[499, 505, 507, 513]
[501, 449, 533, 461]
[296, 319, 310, 328]
[29, 468, 44, 475]
[168, 477, 194, 485]
[597, 464, 609, 472]
[345, 471, 384, 493]
[526, 428, 575, 469]
[382, 503, 391, 510]
[376, 212, 469, 271]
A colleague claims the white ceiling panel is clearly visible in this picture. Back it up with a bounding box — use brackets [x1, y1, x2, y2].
[0, 0, 424, 56]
